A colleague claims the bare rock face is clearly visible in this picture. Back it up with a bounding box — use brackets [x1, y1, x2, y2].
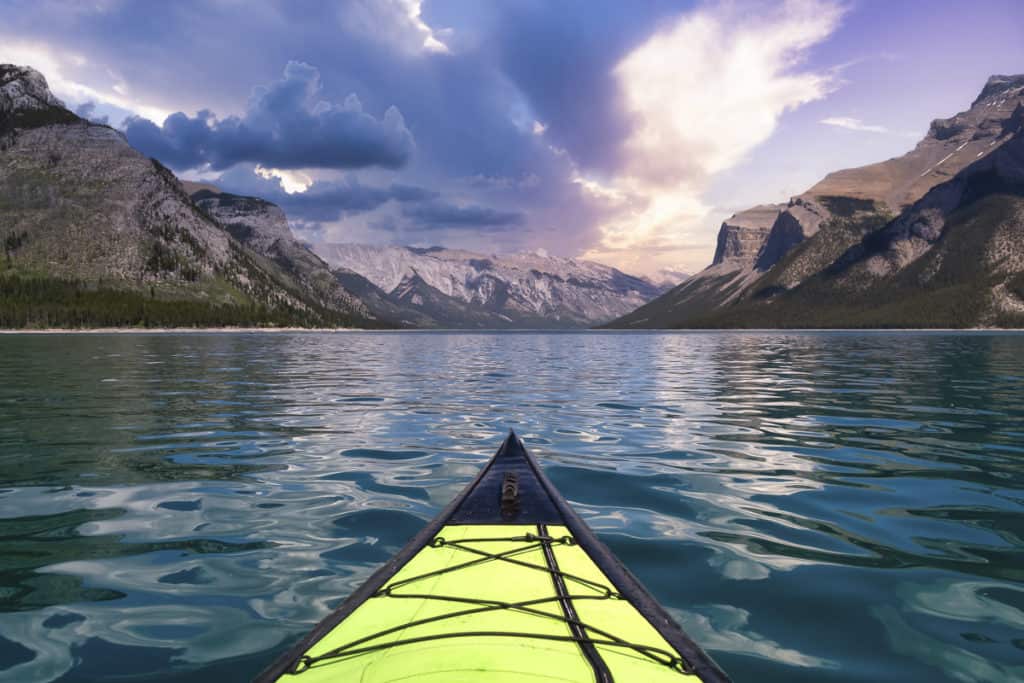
[754, 198, 829, 271]
[2, 63, 228, 283]
[193, 189, 293, 253]
[759, 76, 1024, 274]
[0, 65, 64, 113]
[711, 204, 783, 268]
[191, 188, 369, 318]
[1, 65, 79, 141]
[856, 130, 1024, 278]
[808, 75, 1024, 212]
[971, 74, 1024, 108]
[1, 117, 235, 282]
[0, 63, 375, 327]
[610, 72, 1024, 329]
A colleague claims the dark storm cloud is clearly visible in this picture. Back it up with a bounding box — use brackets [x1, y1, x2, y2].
[1, 1, 582, 178]
[125, 62, 414, 172]
[213, 165, 525, 234]
[286, 183, 438, 222]
[490, 1, 683, 174]
[402, 201, 525, 230]
[0, 0, 667, 253]
[214, 165, 438, 222]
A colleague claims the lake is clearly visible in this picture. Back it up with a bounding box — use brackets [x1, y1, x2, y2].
[0, 331, 1022, 682]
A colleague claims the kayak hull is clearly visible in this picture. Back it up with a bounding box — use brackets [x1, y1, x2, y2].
[256, 432, 730, 683]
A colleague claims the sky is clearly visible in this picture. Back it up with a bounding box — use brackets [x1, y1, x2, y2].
[2, 0, 1022, 276]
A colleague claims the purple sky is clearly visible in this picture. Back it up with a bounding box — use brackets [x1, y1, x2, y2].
[2, 0, 1022, 276]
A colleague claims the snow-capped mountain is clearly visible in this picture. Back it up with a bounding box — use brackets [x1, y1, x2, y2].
[314, 243, 677, 327]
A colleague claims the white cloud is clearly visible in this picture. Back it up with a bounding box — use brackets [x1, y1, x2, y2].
[0, 40, 172, 123]
[397, 0, 451, 53]
[254, 166, 313, 194]
[335, 1, 451, 56]
[580, 0, 846, 275]
[820, 116, 888, 133]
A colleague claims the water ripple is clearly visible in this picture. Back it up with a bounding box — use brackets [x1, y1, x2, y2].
[0, 331, 1022, 682]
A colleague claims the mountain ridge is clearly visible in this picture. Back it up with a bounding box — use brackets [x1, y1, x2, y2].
[315, 242, 678, 328]
[609, 72, 1024, 329]
[0, 64, 380, 329]
[188, 186, 380, 323]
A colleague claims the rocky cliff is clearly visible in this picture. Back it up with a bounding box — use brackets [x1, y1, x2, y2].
[610, 73, 1024, 329]
[189, 187, 373, 321]
[693, 129, 1024, 328]
[0, 64, 375, 328]
[190, 189, 293, 253]
[711, 204, 784, 268]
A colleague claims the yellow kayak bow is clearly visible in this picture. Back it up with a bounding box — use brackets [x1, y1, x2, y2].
[256, 432, 730, 683]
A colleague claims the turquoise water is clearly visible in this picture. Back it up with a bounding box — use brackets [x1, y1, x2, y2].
[0, 331, 1022, 682]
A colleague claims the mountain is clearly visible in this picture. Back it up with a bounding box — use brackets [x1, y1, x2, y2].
[611, 74, 1024, 329]
[610, 204, 785, 327]
[0, 64, 378, 329]
[650, 268, 691, 290]
[385, 271, 511, 327]
[714, 204, 785, 269]
[314, 243, 673, 328]
[331, 267, 437, 328]
[188, 186, 383, 324]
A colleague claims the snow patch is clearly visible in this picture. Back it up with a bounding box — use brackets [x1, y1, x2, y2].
[314, 243, 663, 324]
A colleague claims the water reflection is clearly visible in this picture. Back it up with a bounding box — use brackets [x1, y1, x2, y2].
[0, 331, 1022, 682]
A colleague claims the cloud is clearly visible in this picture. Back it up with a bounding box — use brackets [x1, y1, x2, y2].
[0, 3, 598, 262]
[212, 165, 437, 222]
[333, 0, 451, 57]
[214, 166, 526, 242]
[464, 173, 541, 190]
[493, 2, 677, 175]
[820, 116, 888, 133]
[0, 39, 171, 123]
[253, 166, 312, 194]
[616, 0, 844, 185]
[402, 201, 525, 230]
[73, 101, 108, 125]
[0, 0, 857, 275]
[292, 183, 438, 222]
[395, 0, 451, 53]
[125, 61, 415, 172]
[580, 0, 846, 275]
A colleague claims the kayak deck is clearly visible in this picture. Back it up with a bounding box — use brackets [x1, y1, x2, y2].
[258, 433, 729, 682]
[287, 524, 695, 682]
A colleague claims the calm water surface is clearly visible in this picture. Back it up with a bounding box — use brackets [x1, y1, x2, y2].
[0, 331, 1022, 682]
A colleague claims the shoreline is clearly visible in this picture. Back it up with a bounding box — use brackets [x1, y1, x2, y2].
[1, 326, 1023, 334]
[0, 326, 362, 334]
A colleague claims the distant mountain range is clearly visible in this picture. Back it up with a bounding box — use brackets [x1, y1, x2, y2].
[0, 63, 673, 329]
[609, 74, 1024, 329]
[315, 243, 676, 328]
[5, 63, 1022, 330]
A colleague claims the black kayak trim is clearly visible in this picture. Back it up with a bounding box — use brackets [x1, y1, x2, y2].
[254, 431, 731, 683]
[540, 522, 614, 683]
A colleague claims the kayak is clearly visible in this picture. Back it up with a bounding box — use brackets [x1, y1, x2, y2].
[257, 431, 730, 682]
